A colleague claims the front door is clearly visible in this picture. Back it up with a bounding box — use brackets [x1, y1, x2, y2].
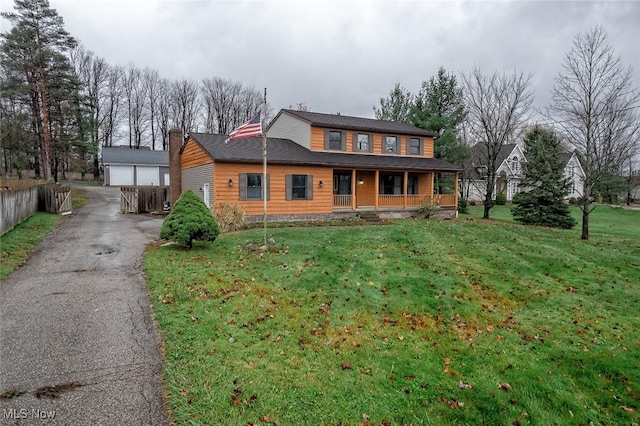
[356, 172, 376, 208]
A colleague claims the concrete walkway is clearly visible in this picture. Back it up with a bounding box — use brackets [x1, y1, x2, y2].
[0, 186, 169, 425]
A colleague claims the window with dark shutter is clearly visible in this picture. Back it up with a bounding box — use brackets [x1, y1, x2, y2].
[240, 173, 269, 200]
[286, 174, 313, 200]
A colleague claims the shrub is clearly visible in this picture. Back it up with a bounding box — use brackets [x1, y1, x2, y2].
[457, 197, 468, 214]
[495, 192, 507, 205]
[213, 201, 246, 233]
[160, 190, 219, 249]
[418, 197, 440, 218]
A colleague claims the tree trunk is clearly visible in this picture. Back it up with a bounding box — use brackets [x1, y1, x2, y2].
[581, 201, 590, 240]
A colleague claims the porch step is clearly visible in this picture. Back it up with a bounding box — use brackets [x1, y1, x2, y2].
[358, 211, 382, 224]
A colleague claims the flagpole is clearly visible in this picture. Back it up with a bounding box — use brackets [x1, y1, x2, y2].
[262, 88, 267, 246]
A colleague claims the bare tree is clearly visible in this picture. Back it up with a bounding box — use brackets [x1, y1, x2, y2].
[123, 65, 149, 148]
[70, 45, 110, 175]
[234, 86, 264, 129]
[102, 64, 123, 148]
[143, 68, 162, 150]
[462, 67, 534, 219]
[547, 26, 640, 239]
[201, 77, 241, 134]
[170, 78, 201, 136]
[155, 78, 171, 150]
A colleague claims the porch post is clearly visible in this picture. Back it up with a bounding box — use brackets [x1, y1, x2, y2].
[351, 169, 356, 210]
[374, 170, 379, 210]
[403, 170, 408, 209]
[454, 171, 459, 209]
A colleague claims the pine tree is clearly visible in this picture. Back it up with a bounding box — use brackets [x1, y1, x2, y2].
[1, 0, 77, 181]
[160, 190, 220, 249]
[410, 67, 468, 164]
[512, 126, 576, 229]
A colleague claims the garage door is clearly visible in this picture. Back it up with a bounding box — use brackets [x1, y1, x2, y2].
[110, 166, 134, 186]
[136, 166, 159, 186]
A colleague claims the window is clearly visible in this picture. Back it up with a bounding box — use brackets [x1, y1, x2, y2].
[286, 174, 313, 200]
[511, 156, 519, 171]
[408, 137, 422, 155]
[407, 174, 419, 194]
[333, 173, 352, 194]
[354, 133, 372, 152]
[240, 173, 269, 200]
[379, 174, 403, 195]
[246, 174, 262, 199]
[384, 135, 399, 154]
[325, 130, 345, 150]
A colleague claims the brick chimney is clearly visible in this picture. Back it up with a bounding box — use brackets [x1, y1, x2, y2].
[169, 128, 183, 209]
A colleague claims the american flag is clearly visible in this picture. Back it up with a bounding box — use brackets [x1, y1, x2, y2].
[225, 112, 262, 143]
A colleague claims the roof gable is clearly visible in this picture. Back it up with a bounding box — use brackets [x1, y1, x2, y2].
[269, 109, 438, 138]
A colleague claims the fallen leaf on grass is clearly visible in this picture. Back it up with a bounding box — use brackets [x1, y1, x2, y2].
[457, 380, 473, 389]
[341, 362, 351, 370]
[498, 382, 512, 391]
[621, 405, 636, 413]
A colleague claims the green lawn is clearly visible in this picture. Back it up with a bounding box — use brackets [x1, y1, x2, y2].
[1, 212, 61, 280]
[144, 207, 640, 425]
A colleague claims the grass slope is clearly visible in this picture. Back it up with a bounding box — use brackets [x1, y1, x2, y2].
[144, 206, 640, 425]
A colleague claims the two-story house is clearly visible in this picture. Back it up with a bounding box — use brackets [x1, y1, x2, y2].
[462, 142, 585, 203]
[171, 109, 461, 222]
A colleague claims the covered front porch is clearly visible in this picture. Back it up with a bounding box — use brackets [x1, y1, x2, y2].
[332, 169, 458, 211]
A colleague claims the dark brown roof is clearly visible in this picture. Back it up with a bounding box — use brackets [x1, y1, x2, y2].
[189, 133, 460, 172]
[269, 109, 438, 138]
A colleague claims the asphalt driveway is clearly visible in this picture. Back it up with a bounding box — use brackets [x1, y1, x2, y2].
[0, 186, 169, 425]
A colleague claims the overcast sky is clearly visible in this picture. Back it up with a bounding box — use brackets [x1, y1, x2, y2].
[1, 0, 639, 121]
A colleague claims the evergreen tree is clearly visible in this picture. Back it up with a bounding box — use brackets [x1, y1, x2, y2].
[410, 67, 468, 164]
[1, 0, 78, 180]
[373, 83, 413, 123]
[160, 190, 220, 249]
[512, 126, 576, 229]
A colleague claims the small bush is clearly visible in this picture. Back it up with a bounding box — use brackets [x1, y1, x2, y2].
[160, 190, 219, 249]
[418, 197, 440, 218]
[457, 197, 468, 214]
[213, 201, 246, 233]
[495, 192, 507, 205]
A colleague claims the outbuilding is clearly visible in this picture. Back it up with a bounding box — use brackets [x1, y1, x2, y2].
[102, 147, 169, 187]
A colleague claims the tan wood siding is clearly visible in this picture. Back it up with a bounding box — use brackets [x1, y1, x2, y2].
[181, 139, 213, 169]
[311, 126, 435, 158]
[213, 163, 334, 216]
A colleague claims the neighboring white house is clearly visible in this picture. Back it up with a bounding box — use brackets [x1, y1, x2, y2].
[462, 143, 585, 203]
[102, 147, 169, 186]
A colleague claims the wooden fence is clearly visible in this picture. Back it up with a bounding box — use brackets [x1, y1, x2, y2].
[121, 186, 169, 214]
[1, 176, 47, 190]
[40, 184, 72, 214]
[0, 183, 71, 235]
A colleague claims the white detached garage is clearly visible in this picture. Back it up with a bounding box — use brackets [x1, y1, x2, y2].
[102, 147, 169, 187]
